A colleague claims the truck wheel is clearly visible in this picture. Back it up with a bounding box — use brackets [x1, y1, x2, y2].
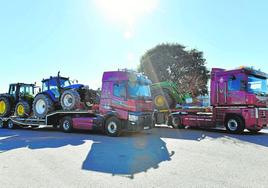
[33, 94, 54, 118]
[60, 89, 81, 111]
[7, 120, 16, 129]
[225, 116, 245, 134]
[0, 119, 6, 128]
[0, 97, 11, 117]
[171, 116, 185, 129]
[60, 116, 73, 133]
[152, 89, 175, 110]
[15, 101, 30, 118]
[105, 117, 121, 137]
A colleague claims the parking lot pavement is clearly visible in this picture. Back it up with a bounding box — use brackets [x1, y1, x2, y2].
[0, 126, 268, 188]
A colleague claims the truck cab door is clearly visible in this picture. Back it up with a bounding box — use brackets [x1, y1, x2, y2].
[217, 79, 227, 105]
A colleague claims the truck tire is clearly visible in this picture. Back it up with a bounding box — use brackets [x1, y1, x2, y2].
[0, 96, 11, 117]
[33, 94, 54, 118]
[171, 116, 185, 129]
[225, 115, 245, 134]
[60, 89, 81, 111]
[0, 119, 6, 128]
[7, 119, 16, 129]
[15, 101, 30, 118]
[152, 89, 175, 110]
[60, 116, 73, 133]
[105, 117, 121, 137]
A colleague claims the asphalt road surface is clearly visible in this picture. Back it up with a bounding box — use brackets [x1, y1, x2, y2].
[0, 126, 268, 188]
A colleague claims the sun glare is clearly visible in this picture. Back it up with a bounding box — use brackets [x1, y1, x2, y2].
[94, 0, 158, 39]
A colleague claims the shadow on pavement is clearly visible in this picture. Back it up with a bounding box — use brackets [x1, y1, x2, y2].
[82, 132, 174, 179]
[1, 125, 267, 179]
[0, 128, 174, 179]
[155, 125, 268, 147]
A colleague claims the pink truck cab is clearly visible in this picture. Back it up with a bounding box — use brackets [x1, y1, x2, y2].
[168, 67, 268, 134]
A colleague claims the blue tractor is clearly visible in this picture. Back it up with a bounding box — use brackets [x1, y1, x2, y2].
[32, 72, 99, 118]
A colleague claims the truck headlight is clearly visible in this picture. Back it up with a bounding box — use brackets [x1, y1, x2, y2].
[129, 114, 139, 122]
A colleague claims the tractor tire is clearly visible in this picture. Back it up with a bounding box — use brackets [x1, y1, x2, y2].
[15, 101, 30, 118]
[225, 115, 245, 134]
[33, 94, 54, 118]
[105, 117, 122, 137]
[84, 89, 99, 109]
[60, 89, 81, 111]
[0, 96, 11, 117]
[152, 89, 175, 110]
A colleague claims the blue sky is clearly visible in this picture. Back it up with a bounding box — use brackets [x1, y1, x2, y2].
[0, 0, 267, 92]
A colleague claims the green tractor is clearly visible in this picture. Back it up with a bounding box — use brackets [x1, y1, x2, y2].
[0, 83, 35, 118]
[151, 81, 191, 110]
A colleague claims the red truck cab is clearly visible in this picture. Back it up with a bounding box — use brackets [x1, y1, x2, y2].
[169, 67, 268, 134]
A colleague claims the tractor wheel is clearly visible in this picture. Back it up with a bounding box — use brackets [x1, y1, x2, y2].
[60, 89, 81, 110]
[15, 101, 30, 118]
[84, 89, 98, 109]
[33, 94, 54, 118]
[0, 119, 6, 128]
[0, 96, 11, 117]
[152, 89, 175, 110]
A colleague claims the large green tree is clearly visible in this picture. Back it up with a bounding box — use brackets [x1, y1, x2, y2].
[138, 43, 210, 97]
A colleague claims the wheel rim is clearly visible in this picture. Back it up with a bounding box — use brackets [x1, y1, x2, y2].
[8, 121, 13, 129]
[172, 117, 179, 127]
[63, 120, 70, 130]
[0, 100, 6, 114]
[155, 95, 165, 107]
[63, 94, 73, 107]
[0, 120, 3, 128]
[36, 99, 46, 114]
[108, 121, 117, 134]
[17, 104, 25, 116]
[227, 119, 238, 131]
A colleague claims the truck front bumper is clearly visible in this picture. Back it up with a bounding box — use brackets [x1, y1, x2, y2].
[125, 113, 153, 132]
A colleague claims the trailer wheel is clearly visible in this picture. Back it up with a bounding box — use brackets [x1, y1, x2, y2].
[0, 119, 6, 128]
[0, 97, 11, 117]
[105, 117, 121, 137]
[7, 120, 16, 129]
[60, 116, 73, 133]
[225, 115, 245, 134]
[171, 116, 185, 129]
[15, 101, 30, 118]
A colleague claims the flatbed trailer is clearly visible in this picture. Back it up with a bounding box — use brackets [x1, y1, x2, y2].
[0, 109, 152, 136]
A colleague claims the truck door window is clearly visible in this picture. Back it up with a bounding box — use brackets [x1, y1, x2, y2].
[228, 77, 241, 91]
[113, 82, 126, 98]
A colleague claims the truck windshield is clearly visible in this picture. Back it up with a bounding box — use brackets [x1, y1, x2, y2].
[128, 82, 151, 99]
[248, 75, 268, 95]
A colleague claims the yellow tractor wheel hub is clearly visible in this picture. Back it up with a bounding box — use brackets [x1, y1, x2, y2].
[17, 104, 25, 116]
[0, 101, 6, 114]
[155, 95, 165, 107]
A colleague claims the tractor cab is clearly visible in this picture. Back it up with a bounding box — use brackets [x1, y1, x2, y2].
[8, 83, 35, 101]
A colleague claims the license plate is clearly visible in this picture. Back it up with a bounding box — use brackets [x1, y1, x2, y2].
[144, 126, 150, 130]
